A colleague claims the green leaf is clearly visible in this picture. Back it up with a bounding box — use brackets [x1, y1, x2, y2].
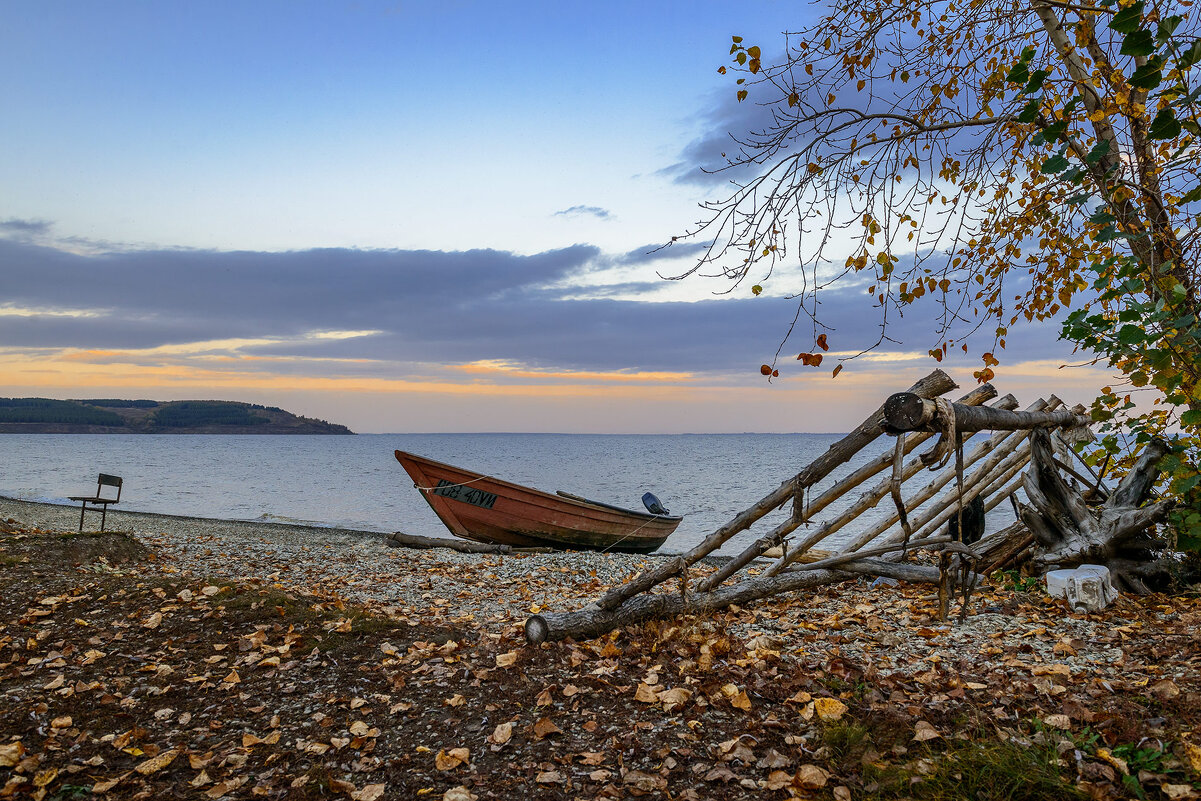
[1149, 107, 1182, 139]
[1023, 69, 1050, 94]
[1117, 324, 1146, 345]
[1121, 29, 1156, 56]
[1130, 59, 1163, 90]
[1007, 62, 1029, 85]
[1086, 139, 1110, 163]
[1041, 154, 1071, 174]
[1179, 40, 1201, 70]
[1182, 409, 1201, 427]
[1110, 1, 1145, 34]
[1157, 15, 1183, 43]
[1017, 99, 1040, 123]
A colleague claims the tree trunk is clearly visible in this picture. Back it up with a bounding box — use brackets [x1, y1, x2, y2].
[1021, 429, 1174, 593]
[385, 531, 515, 554]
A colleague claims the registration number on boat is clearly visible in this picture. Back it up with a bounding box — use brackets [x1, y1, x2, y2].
[432, 480, 498, 509]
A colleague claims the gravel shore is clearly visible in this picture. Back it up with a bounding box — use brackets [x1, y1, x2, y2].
[0, 496, 663, 630]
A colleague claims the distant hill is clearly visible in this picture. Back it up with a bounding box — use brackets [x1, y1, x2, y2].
[0, 398, 354, 434]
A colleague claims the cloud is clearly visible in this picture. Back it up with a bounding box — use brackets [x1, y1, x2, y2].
[553, 205, 613, 220]
[0, 218, 52, 238]
[0, 235, 1081, 397]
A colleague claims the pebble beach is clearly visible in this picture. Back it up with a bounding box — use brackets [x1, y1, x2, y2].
[0, 496, 662, 629]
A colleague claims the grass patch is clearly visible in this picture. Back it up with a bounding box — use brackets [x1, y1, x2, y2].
[864, 738, 1083, 801]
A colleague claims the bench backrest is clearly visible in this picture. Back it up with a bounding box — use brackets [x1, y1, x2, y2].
[97, 474, 122, 501]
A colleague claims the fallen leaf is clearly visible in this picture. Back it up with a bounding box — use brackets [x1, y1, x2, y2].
[435, 747, 469, 771]
[349, 721, 370, 736]
[33, 768, 58, 788]
[1151, 679, 1181, 700]
[442, 788, 478, 801]
[730, 690, 752, 710]
[135, 748, 179, 775]
[1162, 785, 1198, 800]
[143, 612, 162, 629]
[634, 683, 659, 703]
[352, 784, 387, 801]
[488, 722, 513, 745]
[91, 773, 129, 793]
[658, 686, 692, 712]
[796, 764, 830, 789]
[495, 651, 518, 668]
[532, 716, 562, 739]
[535, 770, 564, 784]
[200, 585, 220, 596]
[814, 697, 847, 721]
[222, 669, 240, 684]
[1043, 714, 1071, 730]
[0, 741, 25, 768]
[913, 720, 942, 742]
[1183, 740, 1201, 774]
[51, 715, 72, 729]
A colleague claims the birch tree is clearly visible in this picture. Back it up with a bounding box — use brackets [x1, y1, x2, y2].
[678, 0, 1201, 551]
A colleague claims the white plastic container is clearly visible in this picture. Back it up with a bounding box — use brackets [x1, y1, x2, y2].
[1044, 564, 1117, 612]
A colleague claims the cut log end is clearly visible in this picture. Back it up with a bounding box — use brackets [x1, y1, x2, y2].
[883, 392, 932, 433]
[525, 615, 550, 646]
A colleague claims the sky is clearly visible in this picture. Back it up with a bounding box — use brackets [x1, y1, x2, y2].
[0, 1, 1110, 433]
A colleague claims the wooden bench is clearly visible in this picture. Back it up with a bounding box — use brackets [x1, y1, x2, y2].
[69, 474, 122, 532]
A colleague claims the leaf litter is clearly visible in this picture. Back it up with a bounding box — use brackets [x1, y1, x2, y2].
[1, 512, 1200, 800]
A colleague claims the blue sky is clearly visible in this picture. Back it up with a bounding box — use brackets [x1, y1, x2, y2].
[0, 1, 1103, 432]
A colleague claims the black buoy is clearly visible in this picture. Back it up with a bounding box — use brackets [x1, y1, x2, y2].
[642, 492, 669, 516]
[948, 494, 985, 545]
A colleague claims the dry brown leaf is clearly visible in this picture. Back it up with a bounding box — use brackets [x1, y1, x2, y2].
[796, 764, 830, 789]
[143, 612, 162, 629]
[913, 720, 942, 741]
[834, 785, 853, 801]
[535, 770, 564, 784]
[787, 690, 812, 704]
[634, 683, 659, 703]
[135, 748, 179, 775]
[532, 716, 562, 739]
[352, 784, 387, 801]
[495, 651, 518, 668]
[1162, 785, 1199, 800]
[442, 788, 478, 801]
[488, 722, 513, 745]
[191, 770, 211, 787]
[51, 715, 72, 729]
[814, 697, 847, 721]
[730, 690, 752, 710]
[578, 752, 605, 766]
[189, 752, 214, 769]
[33, 768, 58, 788]
[1151, 679, 1181, 700]
[349, 721, 370, 736]
[1183, 740, 1201, 774]
[1043, 714, 1071, 730]
[90, 773, 129, 793]
[200, 585, 220, 596]
[205, 776, 248, 798]
[658, 686, 692, 712]
[435, 747, 469, 771]
[1096, 748, 1130, 775]
[764, 770, 792, 790]
[562, 684, 580, 697]
[222, 669, 240, 685]
[0, 741, 24, 768]
[534, 687, 554, 706]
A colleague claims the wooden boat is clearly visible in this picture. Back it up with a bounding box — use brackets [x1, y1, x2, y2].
[394, 450, 682, 554]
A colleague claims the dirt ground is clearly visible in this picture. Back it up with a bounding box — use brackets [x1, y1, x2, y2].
[2, 519, 1201, 800]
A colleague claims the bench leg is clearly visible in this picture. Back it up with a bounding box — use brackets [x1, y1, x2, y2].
[100, 505, 107, 532]
[79, 502, 86, 533]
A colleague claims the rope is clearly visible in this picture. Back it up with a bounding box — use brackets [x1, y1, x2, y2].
[412, 474, 493, 492]
[920, 397, 957, 469]
[889, 433, 914, 556]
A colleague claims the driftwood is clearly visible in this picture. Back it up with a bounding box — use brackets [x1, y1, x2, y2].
[883, 393, 1091, 434]
[386, 531, 515, 554]
[1021, 429, 1175, 593]
[700, 385, 1005, 591]
[525, 557, 949, 646]
[590, 369, 959, 612]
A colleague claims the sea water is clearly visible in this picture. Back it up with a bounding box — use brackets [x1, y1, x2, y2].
[0, 433, 1017, 555]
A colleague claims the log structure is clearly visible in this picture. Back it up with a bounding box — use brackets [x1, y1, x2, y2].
[524, 369, 1166, 645]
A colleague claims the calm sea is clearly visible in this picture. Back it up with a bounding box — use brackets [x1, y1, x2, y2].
[0, 433, 1015, 555]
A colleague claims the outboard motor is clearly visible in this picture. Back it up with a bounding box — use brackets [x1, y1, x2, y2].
[642, 492, 670, 516]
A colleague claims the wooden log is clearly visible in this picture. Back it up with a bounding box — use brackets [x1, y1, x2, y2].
[386, 531, 514, 554]
[883, 394, 1091, 434]
[591, 369, 959, 612]
[698, 386, 1005, 592]
[525, 558, 947, 645]
[1022, 429, 1175, 593]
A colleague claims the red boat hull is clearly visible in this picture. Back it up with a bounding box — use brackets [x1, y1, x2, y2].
[394, 450, 680, 554]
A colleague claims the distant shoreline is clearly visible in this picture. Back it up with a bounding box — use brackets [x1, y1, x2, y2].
[0, 397, 354, 434]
